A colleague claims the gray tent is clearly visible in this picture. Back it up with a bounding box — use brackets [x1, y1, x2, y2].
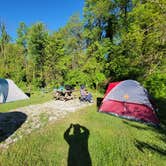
[0, 78, 29, 103]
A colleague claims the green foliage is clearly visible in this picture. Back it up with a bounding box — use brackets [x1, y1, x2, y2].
[65, 70, 90, 86]
[143, 66, 166, 98]
[0, 0, 165, 97]
[27, 22, 48, 87]
[44, 32, 65, 86]
[16, 22, 28, 48]
[0, 22, 10, 45]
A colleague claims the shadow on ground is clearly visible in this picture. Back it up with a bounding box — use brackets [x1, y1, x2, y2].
[157, 98, 166, 128]
[64, 123, 92, 166]
[123, 98, 166, 156]
[134, 139, 166, 155]
[0, 112, 27, 142]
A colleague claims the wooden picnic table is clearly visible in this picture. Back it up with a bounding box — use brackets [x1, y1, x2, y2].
[53, 89, 76, 101]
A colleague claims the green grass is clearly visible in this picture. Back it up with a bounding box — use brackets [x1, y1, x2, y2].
[0, 91, 52, 112]
[0, 103, 165, 166]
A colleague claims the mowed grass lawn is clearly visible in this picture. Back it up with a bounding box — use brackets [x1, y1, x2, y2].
[0, 91, 52, 112]
[0, 102, 166, 166]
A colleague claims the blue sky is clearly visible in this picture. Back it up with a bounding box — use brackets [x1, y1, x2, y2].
[0, 0, 84, 40]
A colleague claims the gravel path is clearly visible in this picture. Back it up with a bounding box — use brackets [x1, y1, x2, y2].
[0, 99, 92, 150]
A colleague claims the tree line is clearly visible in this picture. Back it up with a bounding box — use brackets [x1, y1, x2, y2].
[0, 0, 165, 98]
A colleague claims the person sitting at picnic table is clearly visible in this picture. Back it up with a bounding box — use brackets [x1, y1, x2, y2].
[80, 85, 93, 103]
[53, 84, 75, 101]
[64, 85, 74, 101]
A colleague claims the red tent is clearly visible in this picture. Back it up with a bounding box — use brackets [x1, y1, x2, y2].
[99, 80, 159, 125]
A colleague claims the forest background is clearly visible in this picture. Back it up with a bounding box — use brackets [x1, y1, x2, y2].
[0, 0, 165, 98]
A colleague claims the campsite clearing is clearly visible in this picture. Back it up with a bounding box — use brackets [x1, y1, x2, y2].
[0, 99, 166, 165]
[0, 89, 165, 166]
[0, 99, 92, 150]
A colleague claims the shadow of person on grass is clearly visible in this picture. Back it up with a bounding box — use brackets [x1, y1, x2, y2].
[123, 97, 166, 139]
[134, 139, 166, 156]
[64, 124, 92, 166]
[0, 112, 27, 142]
[122, 97, 166, 157]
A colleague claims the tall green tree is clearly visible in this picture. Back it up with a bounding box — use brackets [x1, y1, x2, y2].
[0, 22, 11, 77]
[1, 44, 25, 82]
[62, 14, 84, 69]
[0, 22, 10, 56]
[84, 0, 111, 42]
[27, 22, 48, 87]
[44, 31, 65, 86]
[57, 14, 87, 85]
[122, 0, 166, 78]
[16, 22, 28, 48]
[83, 0, 113, 87]
[16, 22, 28, 82]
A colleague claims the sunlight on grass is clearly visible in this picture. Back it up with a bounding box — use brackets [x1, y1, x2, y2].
[0, 104, 165, 166]
[0, 91, 52, 112]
